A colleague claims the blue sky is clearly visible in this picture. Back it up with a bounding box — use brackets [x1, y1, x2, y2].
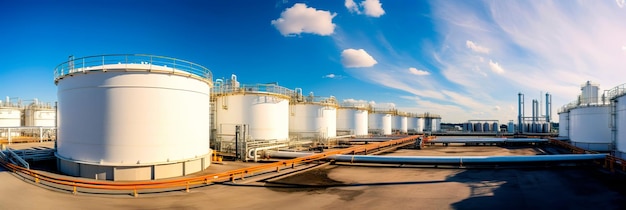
[2, 0, 626, 123]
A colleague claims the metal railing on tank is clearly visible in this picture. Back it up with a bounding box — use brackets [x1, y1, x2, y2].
[213, 83, 295, 97]
[54, 54, 212, 83]
[606, 83, 626, 100]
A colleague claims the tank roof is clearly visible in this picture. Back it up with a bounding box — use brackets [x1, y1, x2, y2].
[54, 54, 212, 84]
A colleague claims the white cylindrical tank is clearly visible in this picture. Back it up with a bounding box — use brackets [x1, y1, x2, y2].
[558, 112, 569, 137]
[616, 94, 626, 158]
[25, 106, 56, 127]
[433, 118, 441, 132]
[0, 108, 21, 127]
[290, 103, 337, 138]
[369, 112, 392, 135]
[416, 117, 425, 133]
[568, 105, 612, 151]
[483, 123, 490, 132]
[407, 116, 417, 132]
[55, 54, 212, 181]
[217, 94, 289, 141]
[507, 121, 515, 133]
[337, 108, 369, 136]
[392, 114, 408, 133]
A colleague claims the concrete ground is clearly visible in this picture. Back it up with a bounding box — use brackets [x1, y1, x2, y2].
[1, 145, 625, 210]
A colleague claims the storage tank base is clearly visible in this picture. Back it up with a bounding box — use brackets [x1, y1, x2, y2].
[56, 152, 211, 181]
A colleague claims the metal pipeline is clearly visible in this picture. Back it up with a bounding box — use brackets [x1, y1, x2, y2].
[248, 144, 289, 162]
[264, 151, 607, 165]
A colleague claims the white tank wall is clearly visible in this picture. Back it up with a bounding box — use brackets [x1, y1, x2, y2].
[369, 113, 392, 135]
[569, 106, 612, 151]
[354, 110, 368, 136]
[407, 117, 417, 131]
[337, 109, 355, 133]
[25, 109, 56, 127]
[56, 71, 212, 165]
[433, 118, 441, 132]
[558, 112, 569, 137]
[0, 108, 21, 127]
[617, 95, 626, 156]
[289, 104, 337, 138]
[416, 118, 425, 133]
[392, 115, 408, 133]
[216, 94, 289, 141]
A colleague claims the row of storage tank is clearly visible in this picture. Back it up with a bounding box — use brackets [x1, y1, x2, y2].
[461, 122, 550, 133]
[558, 81, 626, 159]
[51, 54, 442, 181]
[1, 98, 55, 138]
[183, 74, 441, 143]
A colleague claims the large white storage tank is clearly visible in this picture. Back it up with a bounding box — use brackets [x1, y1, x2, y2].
[407, 114, 417, 133]
[416, 117, 425, 133]
[214, 75, 291, 141]
[336, 104, 369, 136]
[289, 93, 338, 139]
[24, 100, 56, 127]
[568, 105, 612, 151]
[0, 97, 21, 127]
[369, 110, 392, 135]
[392, 112, 408, 134]
[55, 54, 212, 181]
[558, 110, 569, 138]
[609, 84, 626, 158]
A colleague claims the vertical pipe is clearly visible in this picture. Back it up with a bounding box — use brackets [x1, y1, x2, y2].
[235, 125, 240, 161]
[518, 93, 524, 133]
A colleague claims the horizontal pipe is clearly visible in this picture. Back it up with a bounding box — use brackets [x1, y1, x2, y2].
[265, 151, 607, 165]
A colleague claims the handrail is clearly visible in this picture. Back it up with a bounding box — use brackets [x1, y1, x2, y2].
[54, 54, 212, 83]
[606, 83, 626, 100]
[0, 136, 420, 196]
[213, 83, 295, 97]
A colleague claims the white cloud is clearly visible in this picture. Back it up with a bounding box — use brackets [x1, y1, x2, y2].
[488, 60, 505, 74]
[618, 0, 625, 8]
[271, 3, 337, 36]
[494, 106, 501, 111]
[408, 67, 430, 76]
[341, 49, 378, 68]
[344, 0, 385, 17]
[361, 0, 385, 17]
[466, 40, 490, 53]
[345, 0, 360, 13]
[622, 45, 626, 52]
[323, 73, 344, 79]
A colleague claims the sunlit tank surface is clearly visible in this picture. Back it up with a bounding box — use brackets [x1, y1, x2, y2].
[0, 108, 21, 127]
[416, 117, 425, 133]
[392, 114, 408, 133]
[337, 107, 369, 136]
[568, 105, 612, 151]
[214, 80, 291, 141]
[54, 54, 212, 181]
[369, 112, 392, 135]
[407, 116, 417, 132]
[25, 102, 55, 127]
[290, 96, 338, 138]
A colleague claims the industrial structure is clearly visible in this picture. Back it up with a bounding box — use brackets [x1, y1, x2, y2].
[54, 54, 213, 181]
[558, 81, 612, 151]
[289, 91, 338, 140]
[517, 92, 552, 133]
[0, 97, 56, 143]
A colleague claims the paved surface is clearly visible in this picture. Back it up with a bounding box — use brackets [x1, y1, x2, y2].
[0, 145, 625, 209]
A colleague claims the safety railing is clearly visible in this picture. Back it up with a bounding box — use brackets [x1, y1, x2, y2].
[54, 54, 212, 83]
[213, 84, 295, 97]
[606, 83, 626, 100]
[0, 135, 420, 197]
